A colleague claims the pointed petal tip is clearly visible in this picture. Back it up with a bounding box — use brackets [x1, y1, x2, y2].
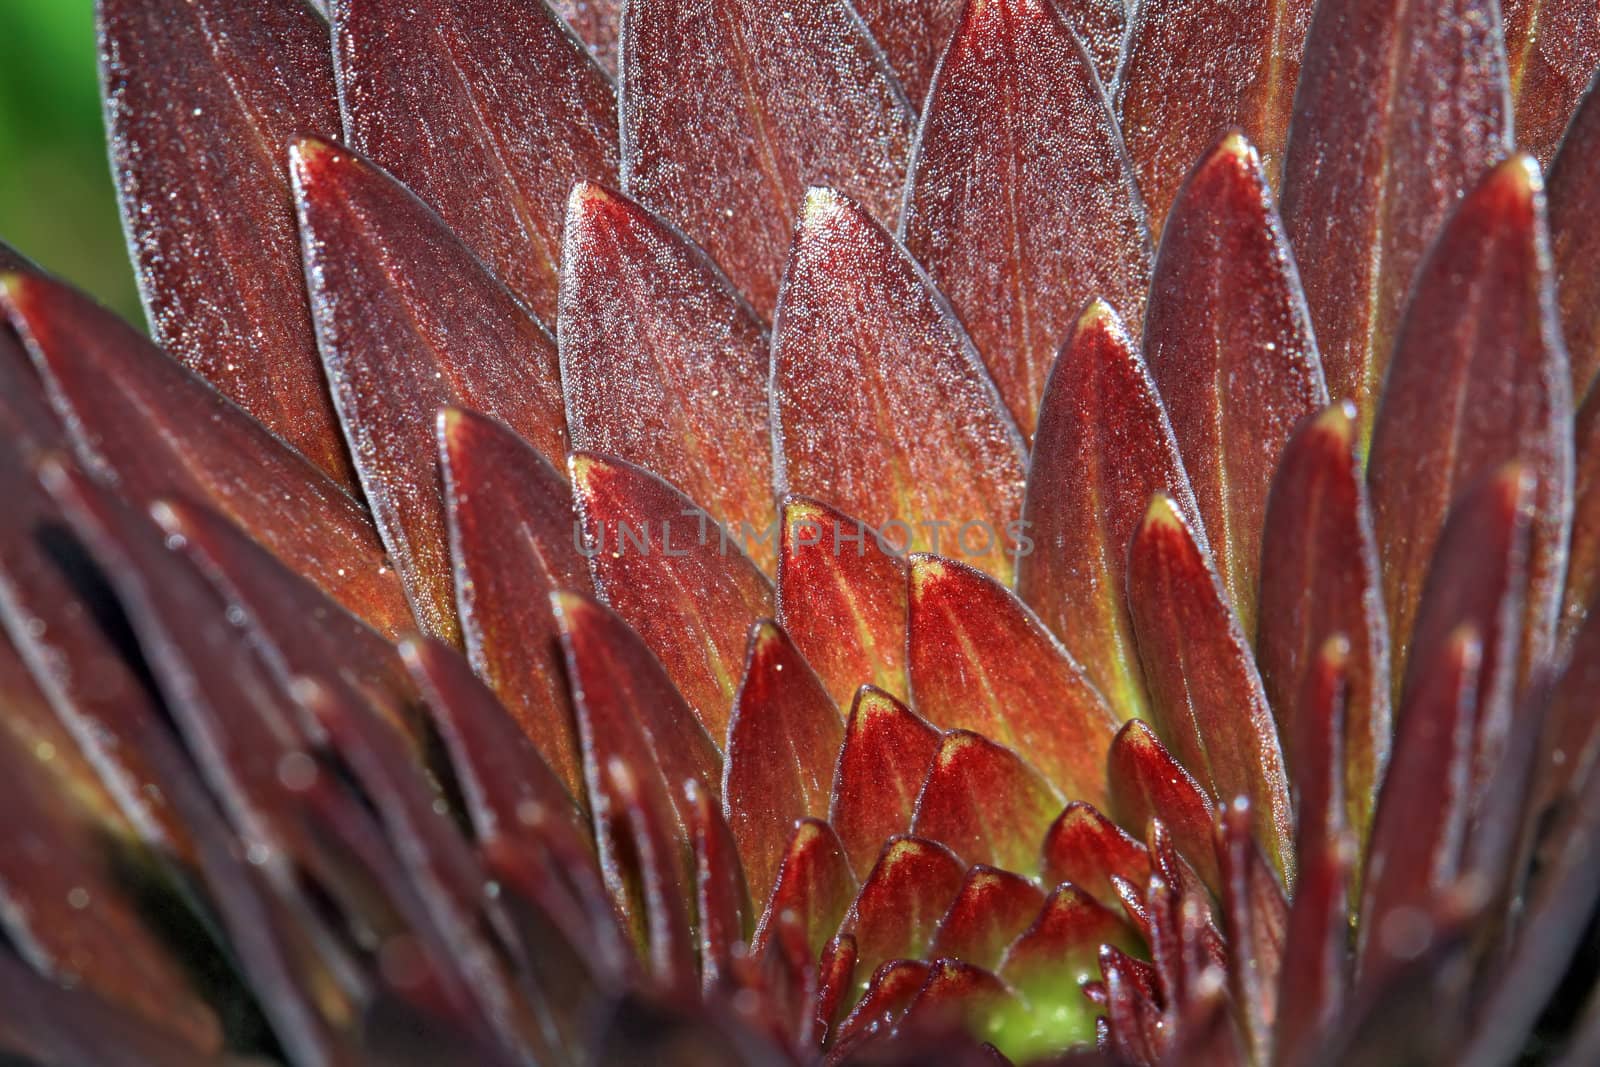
[565, 178, 624, 222]
[1075, 297, 1124, 333]
[801, 186, 849, 225]
[1139, 493, 1188, 533]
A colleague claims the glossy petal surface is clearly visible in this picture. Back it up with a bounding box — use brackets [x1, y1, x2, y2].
[1258, 402, 1391, 837]
[723, 621, 845, 901]
[901, 0, 1151, 437]
[1549, 82, 1600, 398]
[0, 273, 413, 638]
[551, 0, 621, 69]
[1368, 156, 1572, 695]
[619, 0, 915, 316]
[772, 188, 1027, 583]
[927, 867, 1046, 970]
[1358, 628, 1481, 992]
[551, 591, 722, 836]
[851, 0, 964, 104]
[559, 183, 775, 568]
[1107, 716, 1221, 893]
[293, 139, 570, 641]
[907, 555, 1117, 806]
[1126, 496, 1293, 877]
[1566, 387, 1600, 642]
[1118, 0, 1312, 235]
[1402, 465, 1533, 796]
[843, 837, 967, 993]
[1280, 0, 1511, 439]
[910, 730, 1064, 872]
[571, 453, 774, 741]
[332, 0, 618, 322]
[440, 408, 590, 795]
[1144, 133, 1327, 636]
[1503, 0, 1600, 165]
[1041, 802, 1154, 911]
[1017, 300, 1201, 720]
[778, 496, 909, 707]
[830, 687, 943, 876]
[756, 818, 858, 958]
[552, 592, 718, 973]
[99, 0, 351, 485]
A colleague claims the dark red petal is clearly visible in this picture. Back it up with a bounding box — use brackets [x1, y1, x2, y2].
[1402, 465, 1534, 797]
[754, 818, 858, 958]
[401, 635, 625, 1011]
[1566, 376, 1600, 644]
[1258, 402, 1391, 838]
[1216, 798, 1288, 1064]
[907, 554, 1118, 805]
[0, 670, 218, 1053]
[0, 326, 60, 449]
[850, 0, 963, 104]
[1054, 0, 1129, 88]
[926, 867, 1047, 970]
[909, 730, 1064, 872]
[98, 0, 352, 486]
[1107, 719, 1221, 893]
[1041, 802, 1154, 911]
[778, 496, 909, 707]
[1550, 83, 1600, 397]
[1504, 0, 1600, 166]
[331, 0, 618, 322]
[1100, 946, 1165, 1064]
[596, 754, 699, 989]
[829, 687, 943, 875]
[1465, 659, 1600, 1065]
[552, 590, 721, 825]
[1017, 300, 1201, 721]
[998, 884, 1134, 1001]
[898, 959, 1013, 1038]
[0, 456, 193, 858]
[1126, 495, 1293, 878]
[772, 188, 1027, 584]
[687, 778, 752, 992]
[399, 637, 587, 851]
[0, 953, 224, 1067]
[900, 0, 1151, 437]
[550, 0, 621, 70]
[1273, 831, 1356, 1066]
[1357, 627, 1482, 992]
[293, 680, 554, 1061]
[0, 273, 414, 638]
[550, 590, 720, 968]
[723, 621, 845, 901]
[36, 463, 453, 1037]
[1273, 642, 1354, 1067]
[292, 139, 570, 641]
[439, 407, 590, 795]
[842, 837, 968, 993]
[835, 958, 933, 1052]
[1118, 0, 1312, 237]
[1280, 0, 1511, 438]
[813, 934, 859, 1047]
[156, 496, 414, 717]
[618, 0, 915, 317]
[1144, 133, 1328, 636]
[1368, 156, 1573, 698]
[571, 453, 774, 742]
[558, 183, 776, 569]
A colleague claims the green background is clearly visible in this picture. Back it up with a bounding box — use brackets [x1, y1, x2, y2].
[0, 1, 142, 321]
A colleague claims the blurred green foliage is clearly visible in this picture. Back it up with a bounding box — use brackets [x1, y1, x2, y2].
[0, 0, 143, 321]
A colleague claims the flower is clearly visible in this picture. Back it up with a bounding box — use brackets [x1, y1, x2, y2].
[0, 0, 1597, 1062]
